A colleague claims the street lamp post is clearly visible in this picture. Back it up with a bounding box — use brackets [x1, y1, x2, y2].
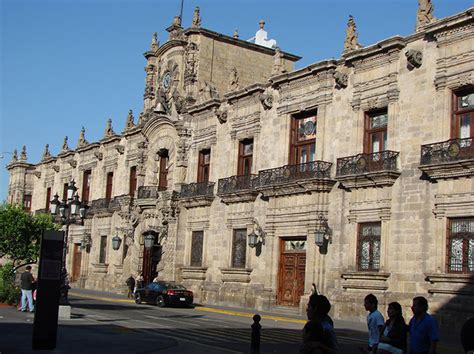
[49, 180, 87, 303]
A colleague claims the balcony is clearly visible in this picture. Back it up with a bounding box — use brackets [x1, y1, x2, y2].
[252, 161, 335, 197]
[179, 181, 215, 208]
[217, 174, 258, 204]
[419, 138, 474, 180]
[336, 150, 400, 189]
[87, 198, 111, 216]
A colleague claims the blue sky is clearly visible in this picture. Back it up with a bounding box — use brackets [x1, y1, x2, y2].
[1, 0, 472, 201]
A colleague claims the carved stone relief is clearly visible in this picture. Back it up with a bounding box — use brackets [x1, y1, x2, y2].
[405, 49, 423, 68]
[258, 93, 273, 110]
[334, 70, 348, 89]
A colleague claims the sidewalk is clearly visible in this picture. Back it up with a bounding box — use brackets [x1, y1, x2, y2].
[69, 287, 465, 353]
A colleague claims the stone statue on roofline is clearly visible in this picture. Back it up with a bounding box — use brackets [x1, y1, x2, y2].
[343, 15, 362, 53]
[416, 0, 434, 31]
[20, 145, 27, 161]
[77, 126, 88, 147]
[192, 6, 201, 28]
[42, 144, 51, 160]
[103, 118, 115, 138]
[151, 32, 159, 51]
[11, 149, 18, 163]
[125, 109, 135, 130]
[253, 20, 277, 49]
[228, 67, 240, 91]
[271, 47, 286, 76]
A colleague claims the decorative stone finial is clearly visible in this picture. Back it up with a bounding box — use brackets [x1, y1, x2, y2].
[167, 16, 184, 40]
[173, 15, 182, 27]
[125, 109, 135, 130]
[77, 126, 88, 147]
[192, 6, 201, 28]
[11, 149, 18, 162]
[343, 15, 362, 53]
[233, 29, 239, 39]
[103, 118, 115, 138]
[271, 47, 286, 76]
[228, 67, 240, 91]
[42, 144, 51, 160]
[20, 145, 27, 161]
[151, 32, 159, 51]
[416, 0, 434, 31]
[61, 136, 70, 152]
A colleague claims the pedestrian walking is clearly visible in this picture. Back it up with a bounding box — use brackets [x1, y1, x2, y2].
[20, 265, 35, 312]
[363, 294, 385, 353]
[378, 302, 407, 354]
[134, 273, 144, 293]
[460, 317, 474, 354]
[408, 296, 439, 354]
[301, 293, 339, 354]
[125, 274, 135, 299]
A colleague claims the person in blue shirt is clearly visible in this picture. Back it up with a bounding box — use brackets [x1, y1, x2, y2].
[409, 296, 439, 354]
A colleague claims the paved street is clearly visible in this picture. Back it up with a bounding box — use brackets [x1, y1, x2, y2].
[0, 290, 464, 353]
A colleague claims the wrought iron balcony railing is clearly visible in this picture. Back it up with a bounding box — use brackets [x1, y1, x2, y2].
[88, 198, 110, 212]
[420, 137, 474, 165]
[336, 151, 399, 177]
[217, 174, 256, 195]
[180, 182, 215, 199]
[253, 161, 332, 189]
[137, 186, 160, 199]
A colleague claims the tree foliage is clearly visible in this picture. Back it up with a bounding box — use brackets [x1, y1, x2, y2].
[0, 203, 58, 267]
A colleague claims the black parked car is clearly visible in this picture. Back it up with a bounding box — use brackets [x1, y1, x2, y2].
[134, 281, 193, 307]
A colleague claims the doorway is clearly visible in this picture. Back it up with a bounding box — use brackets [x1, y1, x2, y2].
[277, 237, 306, 306]
[71, 243, 82, 282]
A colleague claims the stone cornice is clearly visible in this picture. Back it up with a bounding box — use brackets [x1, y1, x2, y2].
[99, 134, 122, 145]
[76, 142, 100, 154]
[223, 83, 267, 103]
[144, 39, 187, 59]
[185, 27, 301, 62]
[424, 7, 474, 40]
[6, 161, 35, 170]
[269, 60, 337, 88]
[342, 36, 406, 64]
[187, 98, 221, 115]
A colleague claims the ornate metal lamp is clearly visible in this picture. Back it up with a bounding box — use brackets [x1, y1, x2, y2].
[315, 214, 332, 248]
[144, 232, 156, 250]
[111, 234, 122, 251]
[248, 231, 259, 248]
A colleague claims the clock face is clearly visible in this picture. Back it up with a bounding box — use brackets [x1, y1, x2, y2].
[162, 71, 172, 90]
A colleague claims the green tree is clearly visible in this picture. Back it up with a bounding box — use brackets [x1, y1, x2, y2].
[0, 203, 58, 268]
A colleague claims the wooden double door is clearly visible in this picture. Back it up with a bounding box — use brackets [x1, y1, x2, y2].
[277, 238, 306, 307]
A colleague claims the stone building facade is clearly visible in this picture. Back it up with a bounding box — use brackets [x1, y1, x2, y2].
[7, 5, 474, 328]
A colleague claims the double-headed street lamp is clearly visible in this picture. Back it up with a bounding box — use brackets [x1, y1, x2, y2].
[49, 180, 87, 302]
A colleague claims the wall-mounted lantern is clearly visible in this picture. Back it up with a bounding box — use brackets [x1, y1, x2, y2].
[80, 233, 92, 251]
[248, 218, 266, 249]
[111, 234, 122, 251]
[144, 232, 156, 250]
[315, 214, 332, 248]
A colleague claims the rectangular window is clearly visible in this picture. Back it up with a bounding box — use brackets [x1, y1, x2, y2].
[99, 236, 107, 264]
[290, 113, 316, 165]
[190, 231, 204, 267]
[197, 149, 211, 183]
[364, 110, 388, 154]
[105, 172, 113, 200]
[45, 187, 51, 210]
[62, 183, 68, 202]
[82, 170, 92, 203]
[238, 139, 253, 176]
[232, 229, 247, 269]
[447, 217, 474, 274]
[452, 89, 474, 139]
[129, 166, 137, 197]
[158, 150, 169, 191]
[357, 222, 381, 271]
[23, 194, 32, 212]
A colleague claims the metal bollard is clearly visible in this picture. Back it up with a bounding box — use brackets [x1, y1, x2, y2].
[250, 314, 261, 354]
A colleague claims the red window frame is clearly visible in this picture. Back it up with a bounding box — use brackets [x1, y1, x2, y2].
[238, 139, 253, 176]
[289, 112, 316, 165]
[197, 149, 211, 183]
[158, 150, 169, 191]
[82, 170, 92, 203]
[364, 109, 388, 154]
[451, 87, 474, 139]
[105, 172, 113, 201]
[129, 166, 137, 197]
[23, 194, 32, 212]
[45, 187, 51, 210]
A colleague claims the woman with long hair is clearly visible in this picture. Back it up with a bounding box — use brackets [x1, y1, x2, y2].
[378, 302, 407, 354]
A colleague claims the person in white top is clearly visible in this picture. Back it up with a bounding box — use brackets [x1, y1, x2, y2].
[364, 293, 385, 353]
